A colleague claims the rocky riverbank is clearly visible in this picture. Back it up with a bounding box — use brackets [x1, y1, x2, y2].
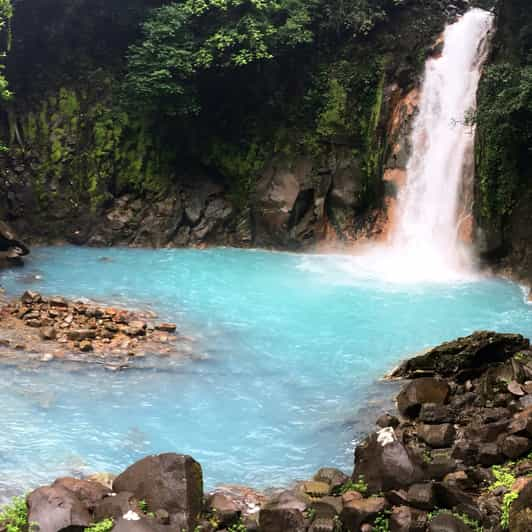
[3, 331, 532, 531]
[0, 291, 179, 367]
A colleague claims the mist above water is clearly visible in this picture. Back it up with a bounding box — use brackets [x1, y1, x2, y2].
[343, 9, 494, 283]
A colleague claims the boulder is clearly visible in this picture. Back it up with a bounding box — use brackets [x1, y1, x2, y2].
[51, 477, 110, 510]
[27, 485, 91, 532]
[407, 483, 436, 511]
[389, 505, 428, 532]
[313, 468, 349, 491]
[93, 491, 139, 521]
[113, 453, 203, 530]
[354, 427, 425, 492]
[417, 423, 456, 448]
[509, 480, 532, 531]
[393, 331, 529, 379]
[428, 512, 472, 531]
[206, 492, 240, 528]
[339, 496, 386, 531]
[502, 435, 532, 459]
[396, 378, 450, 418]
[258, 491, 307, 532]
[67, 329, 97, 341]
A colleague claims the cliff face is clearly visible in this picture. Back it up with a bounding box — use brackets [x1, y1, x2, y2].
[474, 0, 532, 283]
[0, 0, 465, 250]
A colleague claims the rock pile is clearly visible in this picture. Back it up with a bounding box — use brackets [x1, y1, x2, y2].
[7, 331, 532, 531]
[0, 291, 178, 360]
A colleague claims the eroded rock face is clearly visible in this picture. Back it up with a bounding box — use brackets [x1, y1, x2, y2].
[253, 156, 330, 248]
[113, 453, 203, 530]
[396, 378, 450, 418]
[0, 220, 30, 264]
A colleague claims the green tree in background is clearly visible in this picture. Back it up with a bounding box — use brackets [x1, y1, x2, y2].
[0, 0, 12, 101]
[124, 0, 316, 114]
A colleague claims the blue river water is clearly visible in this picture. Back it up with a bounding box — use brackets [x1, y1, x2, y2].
[0, 246, 531, 498]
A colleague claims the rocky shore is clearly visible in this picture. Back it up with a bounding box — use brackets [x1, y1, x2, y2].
[0, 291, 179, 367]
[3, 331, 532, 531]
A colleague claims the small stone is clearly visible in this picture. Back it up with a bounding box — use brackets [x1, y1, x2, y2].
[300, 481, 330, 498]
[21, 290, 41, 304]
[313, 468, 349, 490]
[155, 323, 177, 333]
[80, 341, 94, 352]
[67, 329, 96, 341]
[40, 327, 57, 341]
[49, 296, 69, 308]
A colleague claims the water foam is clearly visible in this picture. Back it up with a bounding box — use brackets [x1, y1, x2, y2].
[308, 9, 494, 284]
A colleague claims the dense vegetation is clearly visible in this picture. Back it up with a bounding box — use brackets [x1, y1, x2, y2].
[0, 0, 458, 216]
[475, 0, 532, 222]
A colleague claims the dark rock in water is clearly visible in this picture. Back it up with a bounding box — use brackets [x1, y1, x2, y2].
[259, 490, 308, 532]
[0, 220, 30, 264]
[396, 378, 450, 418]
[40, 326, 57, 341]
[340, 495, 387, 531]
[27, 485, 91, 532]
[392, 331, 529, 380]
[354, 428, 425, 492]
[428, 512, 472, 531]
[113, 453, 203, 530]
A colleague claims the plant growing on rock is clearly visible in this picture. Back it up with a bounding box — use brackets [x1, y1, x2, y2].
[373, 511, 391, 532]
[338, 475, 368, 495]
[226, 518, 247, 532]
[501, 491, 519, 530]
[489, 465, 516, 492]
[85, 518, 114, 532]
[0, 496, 32, 532]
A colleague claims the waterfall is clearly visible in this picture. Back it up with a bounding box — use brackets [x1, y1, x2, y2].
[388, 8, 494, 280]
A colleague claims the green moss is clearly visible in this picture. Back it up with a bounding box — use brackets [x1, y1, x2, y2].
[85, 518, 114, 532]
[203, 138, 267, 209]
[0, 496, 31, 532]
[501, 491, 518, 530]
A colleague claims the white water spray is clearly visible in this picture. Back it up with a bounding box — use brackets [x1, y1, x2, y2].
[302, 9, 494, 284]
[388, 8, 494, 279]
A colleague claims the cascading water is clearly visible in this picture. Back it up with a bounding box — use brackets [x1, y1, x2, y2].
[388, 8, 494, 280]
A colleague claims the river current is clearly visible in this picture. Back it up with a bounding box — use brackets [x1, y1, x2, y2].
[0, 245, 531, 497]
